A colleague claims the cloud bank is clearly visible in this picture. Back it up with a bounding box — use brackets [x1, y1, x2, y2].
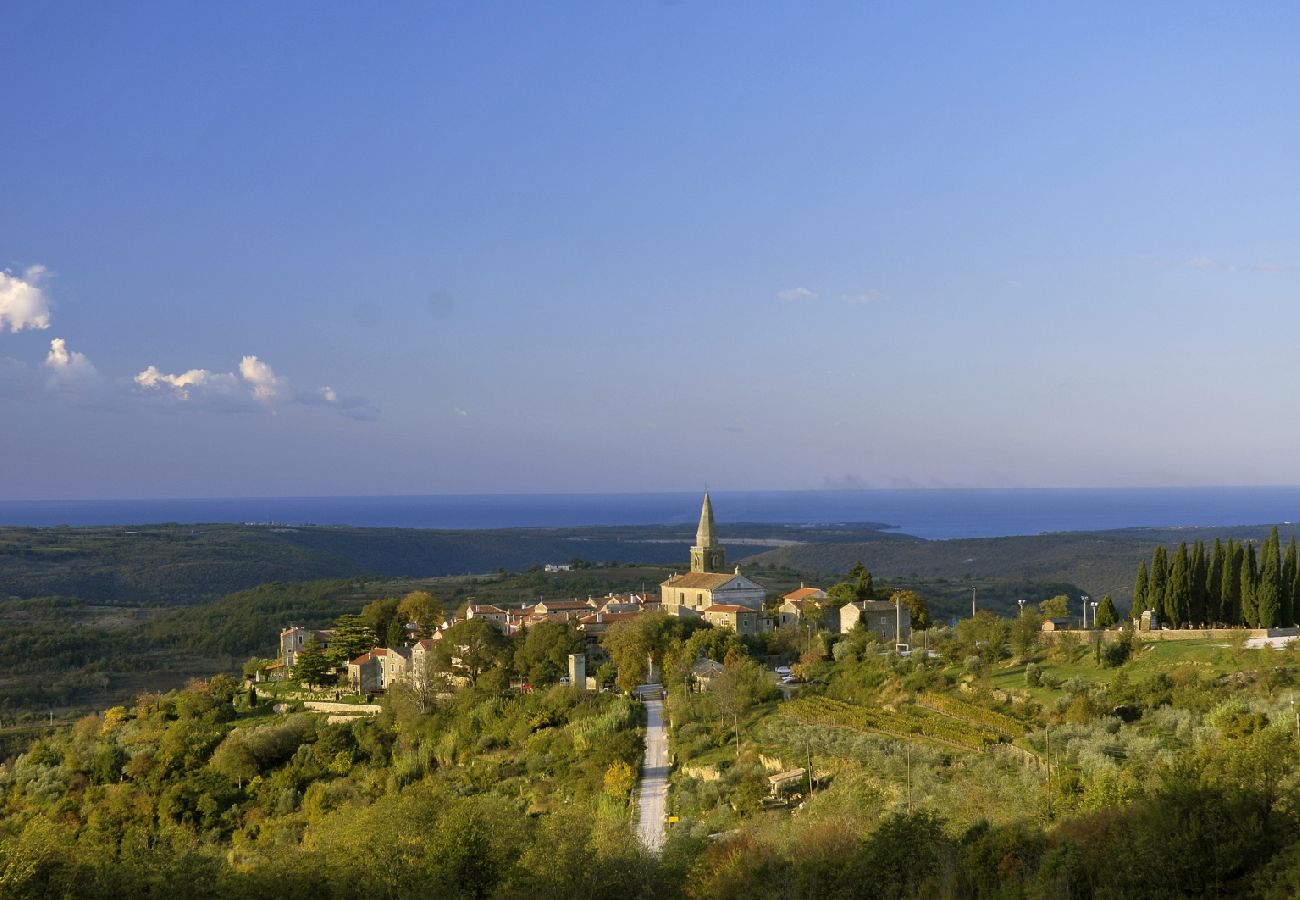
[0, 266, 52, 332]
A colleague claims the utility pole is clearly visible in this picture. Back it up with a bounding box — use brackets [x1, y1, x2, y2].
[1081, 595, 1090, 629]
[904, 743, 915, 811]
[895, 592, 902, 649]
[972, 587, 976, 618]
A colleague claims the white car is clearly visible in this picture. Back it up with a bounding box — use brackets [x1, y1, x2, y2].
[774, 666, 792, 676]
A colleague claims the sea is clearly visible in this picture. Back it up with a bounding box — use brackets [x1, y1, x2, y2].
[3, 487, 1300, 541]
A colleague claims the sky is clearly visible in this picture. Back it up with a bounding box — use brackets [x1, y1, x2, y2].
[2, 2, 1299, 500]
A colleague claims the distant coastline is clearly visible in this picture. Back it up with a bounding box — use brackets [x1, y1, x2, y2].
[3, 486, 1300, 540]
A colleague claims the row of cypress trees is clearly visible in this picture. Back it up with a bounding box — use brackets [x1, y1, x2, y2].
[1132, 527, 1300, 628]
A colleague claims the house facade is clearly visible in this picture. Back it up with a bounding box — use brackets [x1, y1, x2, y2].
[280, 626, 334, 669]
[839, 599, 911, 644]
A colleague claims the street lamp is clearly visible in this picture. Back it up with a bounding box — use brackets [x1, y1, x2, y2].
[1081, 595, 1091, 629]
[1090, 601, 1099, 629]
[1017, 598, 1026, 616]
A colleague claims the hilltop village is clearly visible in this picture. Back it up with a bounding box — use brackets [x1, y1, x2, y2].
[273, 494, 913, 695]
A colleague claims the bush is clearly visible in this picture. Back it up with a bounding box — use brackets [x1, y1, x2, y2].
[1026, 663, 1042, 688]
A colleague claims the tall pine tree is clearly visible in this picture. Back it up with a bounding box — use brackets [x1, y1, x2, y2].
[1166, 542, 1191, 627]
[1222, 540, 1243, 625]
[1206, 538, 1224, 625]
[1150, 546, 1168, 626]
[1133, 560, 1149, 619]
[1190, 540, 1207, 626]
[1282, 537, 1297, 627]
[1241, 542, 1259, 627]
[1257, 528, 1282, 629]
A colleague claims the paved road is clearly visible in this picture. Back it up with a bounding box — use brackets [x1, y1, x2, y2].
[637, 696, 669, 853]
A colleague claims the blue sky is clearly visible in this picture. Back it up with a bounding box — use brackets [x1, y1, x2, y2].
[2, 2, 1298, 499]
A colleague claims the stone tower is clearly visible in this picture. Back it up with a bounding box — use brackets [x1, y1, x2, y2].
[689, 492, 726, 574]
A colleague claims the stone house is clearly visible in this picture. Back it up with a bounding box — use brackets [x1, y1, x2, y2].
[703, 604, 764, 635]
[839, 600, 911, 644]
[280, 626, 334, 669]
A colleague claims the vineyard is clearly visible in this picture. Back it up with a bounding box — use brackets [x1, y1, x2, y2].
[916, 693, 1028, 738]
[780, 695, 1006, 752]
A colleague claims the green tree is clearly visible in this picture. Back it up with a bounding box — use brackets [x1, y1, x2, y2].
[1094, 596, 1118, 629]
[849, 561, 875, 601]
[1257, 527, 1282, 628]
[826, 582, 859, 606]
[600, 611, 696, 692]
[1222, 540, 1243, 625]
[1282, 538, 1297, 627]
[1190, 541, 1208, 626]
[1165, 542, 1189, 627]
[435, 618, 510, 687]
[1010, 608, 1043, 661]
[330, 614, 376, 667]
[1150, 546, 1168, 623]
[359, 597, 400, 649]
[397, 590, 444, 638]
[711, 649, 774, 739]
[1039, 594, 1071, 619]
[293, 637, 332, 688]
[1132, 560, 1149, 618]
[1206, 538, 1224, 624]
[895, 589, 930, 631]
[1241, 542, 1259, 627]
[513, 619, 583, 684]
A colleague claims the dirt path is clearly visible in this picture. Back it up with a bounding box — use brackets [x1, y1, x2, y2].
[637, 697, 669, 853]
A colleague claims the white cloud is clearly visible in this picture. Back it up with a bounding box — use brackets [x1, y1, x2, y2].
[841, 289, 885, 305]
[296, 384, 378, 421]
[454, 406, 469, 417]
[1180, 257, 1294, 274]
[238, 355, 281, 402]
[776, 287, 818, 302]
[1186, 256, 1234, 272]
[135, 364, 237, 399]
[134, 354, 282, 408]
[44, 338, 97, 383]
[0, 266, 52, 333]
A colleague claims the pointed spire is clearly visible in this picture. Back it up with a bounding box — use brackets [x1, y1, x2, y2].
[696, 492, 716, 549]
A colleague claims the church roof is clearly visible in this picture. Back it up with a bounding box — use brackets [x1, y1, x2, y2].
[696, 493, 717, 548]
[661, 572, 737, 590]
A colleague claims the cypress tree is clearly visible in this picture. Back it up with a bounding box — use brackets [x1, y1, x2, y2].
[1257, 528, 1282, 629]
[1150, 547, 1168, 627]
[1292, 540, 1300, 627]
[1222, 541, 1243, 625]
[1282, 538, 1297, 627]
[1190, 540, 1207, 626]
[1167, 542, 1190, 627]
[1133, 560, 1149, 620]
[1206, 538, 1224, 625]
[1241, 542, 1259, 627]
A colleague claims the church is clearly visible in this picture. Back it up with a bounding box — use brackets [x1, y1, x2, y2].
[660, 494, 769, 620]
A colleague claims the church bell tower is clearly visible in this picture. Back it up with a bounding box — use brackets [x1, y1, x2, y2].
[690, 493, 727, 574]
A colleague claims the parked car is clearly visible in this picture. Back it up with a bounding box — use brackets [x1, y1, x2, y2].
[774, 666, 793, 676]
